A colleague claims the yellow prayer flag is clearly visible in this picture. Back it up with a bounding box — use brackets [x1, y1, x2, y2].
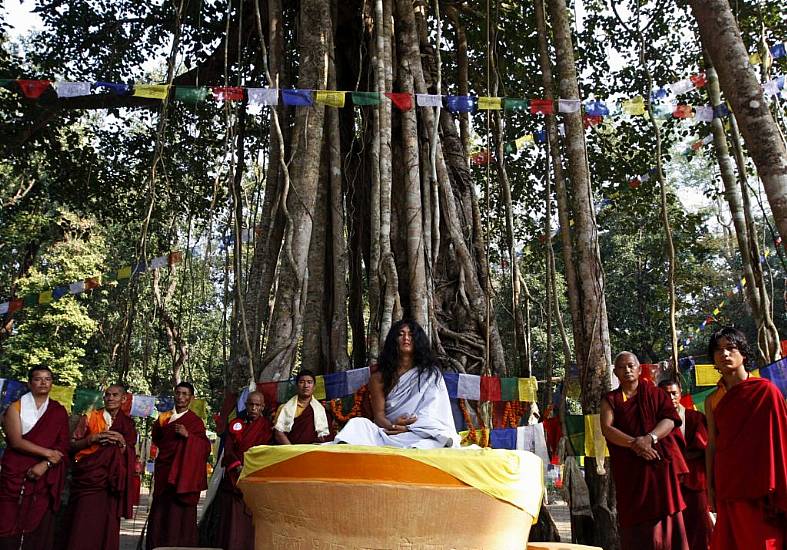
[712, 308, 720, 315]
[38, 291, 53, 304]
[622, 96, 646, 116]
[313, 375, 326, 400]
[741, 277, 747, 286]
[749, 52, 762, 65]
[117, 266, 133, 280]
[751, 369, 760, 378]
[515, 134, 534, 149]
[695, 364, 719, 387]
[478, 96, 503, 110]
[189, 398, 208, 420]
[583, 414, 610, 458]
[517, 377, 537, 402]
[50, 385, 75, 414]
[315, 91, 346, 108]
[133, 84, 171, 100]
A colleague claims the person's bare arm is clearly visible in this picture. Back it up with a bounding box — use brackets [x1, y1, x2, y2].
[369, 372, 392, 429]
[3, 404, 63, 463]
[273, 430, 292, 445]
[705, 400, 717, 512]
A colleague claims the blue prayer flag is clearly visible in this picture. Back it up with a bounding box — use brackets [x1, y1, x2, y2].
[650, 87, 668, 101]
[443, 372, 459, 399]
[155, 395, 174, 412]
[489, 428, 517, 450]
[445, 95, 476, 113]
[679, 356, 695, 371]
[585, 100, 609, 116]
[770, 43, 786, 59]
[52, 286, 69, 300]
[713, 104, 731, 118]
[324, 372, 349, 400]
[1, 380, 28, 412]
[92, 82, 131, 95]
[760, 358, 787, 398]
[281, 89, 314, 106]
[534, 130, 546, 143]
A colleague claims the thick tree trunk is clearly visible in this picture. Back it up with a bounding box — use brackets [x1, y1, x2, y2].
[260, 0, 330, 381]
[690, 0, 787, 245]
[547, 0, 617, 546]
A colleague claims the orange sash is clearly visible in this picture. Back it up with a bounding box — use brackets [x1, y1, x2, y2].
[74, 410, 108, 461]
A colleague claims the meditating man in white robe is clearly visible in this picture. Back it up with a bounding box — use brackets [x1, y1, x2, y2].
[333, 320, 460, 449]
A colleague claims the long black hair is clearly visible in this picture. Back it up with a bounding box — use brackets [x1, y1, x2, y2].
[707, 326, 753, 368]
[378, 319, 438, 395]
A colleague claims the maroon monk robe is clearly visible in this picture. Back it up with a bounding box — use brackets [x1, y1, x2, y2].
[64, 410, 137, 550]
[145, 409, 211, 550]
[710, 377, 787, 550]
[213, 414, 273, 550]
[605, 381, 689, 550]
[0, 400, 69, 550]
[284, 403, 318, 444]
[675, 408, 712, 550]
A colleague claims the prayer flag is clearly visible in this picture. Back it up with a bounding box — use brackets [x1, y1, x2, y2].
[622, 96, 646, 116]
[500, 378, 519, 401]
[702, 134, 714, 145]
[691, 139, 704, 151]
[653, 103, 674, 119]
[16, 80, 51, 99]
[584, 100, 609, 117]
[533, 130, 546, 143]
[256, 382, 279, 406]
[212, 86, 244, 101]
[770, 43, 786, 59]
[93, 82, 131, 95]
[38, 291, 53, 304]
[1, 381, 28, 410]
[7, 299, 23, 314]
[324, 372, 349, 400]
[530, 99, 554, 115]
[695, 364, 719, 386]
[504, 98, 528, 110]
[749, 52, 762, 65]
[174, 86, 210, 103]
[312, 376, 326, 400]
[384, 92, 413, 111]
[760, 358, 787, 398]
[457, 373, 480, 400]
[351, 91, 381, 106]
[0, 302, 8, 315]
[504, 142, 516, 154]
[23, 294, 38, 307]
[0, 79, 12, 87]
[133, 84, 170, 99]
[651, 87, 668, 101]
[515, 134, 534, 149]
[445, 95, 475, 113]
[130, 394, 156, 417]
[247, 87, 279, 106]
[168, 251, 183, 265]
[443, 372, 459, 398]
[50, 385, 75, 413]
[764, 79, 780, 97]
[237, 387, 250, 413]
[518, 377, 537, 402]
[583, 114, 603, 128]
[55, 81, 91, 98]
[189, 398, 207, 420]
[558, 99, 580, 113]
[584, 414, 610, 458]
[490, 428, 517, 450]
[470, 149, 491, 166]
[713, 103, 731, 118]
[155, 395, 174, 412]
[480, 376, 502, 401]
[628, 177, 641, 189]
[315, 90, 346, 108]
[477, 96, 502, 110]
[72, 388, 103, 414]
[346, 367, 370, 393]
[694, 105, 713, 122]
[116, 266, 132, 280]
[691, 387, 717, 413]
[277, 380, 296, 404]
[85, 276, 101, 290]
[670, 78, 694, 95]
[416, 93, 442, 107]
[673, 104, 694, 119]
[690, 73, 707, 88]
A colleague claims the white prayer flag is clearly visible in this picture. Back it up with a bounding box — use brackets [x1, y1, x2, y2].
[456, 373, 481, 400]
[69, 281, 85, 294]
[557, 99, 580, 113]
[55, 81, 91, 98]
[247, 88, 279, 106]
[0, 303, 8, 314]
[694, 105, 713, 122]
[150, 255, 169, 269]
[702, 134, 714, 145]
[416, 94, 442, 107]
[670, 78, 694, 95]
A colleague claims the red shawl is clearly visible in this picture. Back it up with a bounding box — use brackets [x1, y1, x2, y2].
[675, 408, 708, 492]
[0, 399, 70, 536]
[151, 409, 211, 506]
[70, 410, 138, 518]
[284, 404, 318, 444]
[222, 415, 272, 488]
[605, 382, 688, 527]
[714, 377, 787, 513]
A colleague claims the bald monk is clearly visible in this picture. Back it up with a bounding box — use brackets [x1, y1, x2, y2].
[146, 382, 211, 550]
[64, 383, 137, 550]
[659, 379, 713, 549]
[0, 366, 69, 550]
[204, 391, 272, 550]
[705, 327, 787, 550]
[600, 352, 689, 550]
[274, 370, 330, 444]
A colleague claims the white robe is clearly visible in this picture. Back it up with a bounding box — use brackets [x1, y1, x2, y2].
[333, 368, 460, 449]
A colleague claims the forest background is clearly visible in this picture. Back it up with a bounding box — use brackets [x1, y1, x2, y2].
[1, 0, 786, 546]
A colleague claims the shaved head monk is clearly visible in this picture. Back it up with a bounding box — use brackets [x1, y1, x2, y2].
[600, 352, 689, 550]
[63, 383, 137, 550]
[202, 391, 272, 549]
[146, 382, 211, 550]
[659, 379, 713, 549]
[0, 366, 69, 550]
[274, 370, 330, 444]
[704, 327, 787, 550]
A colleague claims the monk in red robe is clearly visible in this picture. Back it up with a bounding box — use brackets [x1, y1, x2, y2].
[0, 366, 69, 550]
[600, 352, 689, 550]
[705, 327, 787, 550]
[201, 390, 272, 549]
[146, 382, 211, 550]
[63, 383, 137, 550]
[274, 370, 330, 444]
[659, 379, 713, 549]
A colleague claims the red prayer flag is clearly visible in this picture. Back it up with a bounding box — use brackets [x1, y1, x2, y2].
[529, 99, 554, 115]
[673, 104, 693, 119]
[384, 92, 413, 111]
[256, 382, 279, 408]
[628, 177, 641, 189]
[17, 79, 51, 99]
[690, 73, 707, 88]
[84, 277, 101, 290]
[470, 149, 491, 166]
[679, 393, 695, 410]
[7, 299, 23, 314]
[583, 114, 603, 128]
[780, 340, 787, 358]
[168, 251, 183, 265]
[691, 140, 704, 151]
[212, 86, 244, 101]
[480, 376, 502, 401]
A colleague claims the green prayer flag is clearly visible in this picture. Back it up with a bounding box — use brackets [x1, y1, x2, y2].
[0, 79, 13, 87]
[351, 91, 382, 106]
[23, 293, 38, 307]
[565, 415, 585, 456]
[504, 98, 528, 111]
[691, 387, 716, 413]
[504, 142, 516, 155]
[277, 380, 296, 404]
[174, 86, 210, 104]
[500, 378, 519, 401]
[73, 388, 104, 414]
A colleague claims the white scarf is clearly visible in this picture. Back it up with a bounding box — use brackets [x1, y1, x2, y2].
[20, 392, 49, 435]
[169, 409, 189, 423]
[677, 404, 686, 438]
[274, 395, 329, 437]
